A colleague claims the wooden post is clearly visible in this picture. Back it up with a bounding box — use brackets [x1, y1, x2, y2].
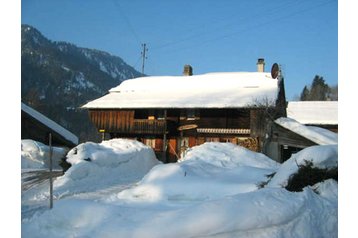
[179, 131, 183, 159]
[49, 133, 53, 209]
[162, 109, 167, 163]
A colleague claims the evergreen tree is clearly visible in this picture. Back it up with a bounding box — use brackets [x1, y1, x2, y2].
[300, 86, 310, 101]
[328, 85, 338, 100]
[299, 75, 332, 101]
[309, 75, 329, 100]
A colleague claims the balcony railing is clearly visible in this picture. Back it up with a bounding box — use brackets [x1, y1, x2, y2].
[132, 119, 167, 134]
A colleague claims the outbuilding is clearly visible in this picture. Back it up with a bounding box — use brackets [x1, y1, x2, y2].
[22, 102, 79, 148]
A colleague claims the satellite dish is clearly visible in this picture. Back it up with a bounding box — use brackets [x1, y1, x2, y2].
[271, 63, 280, 79]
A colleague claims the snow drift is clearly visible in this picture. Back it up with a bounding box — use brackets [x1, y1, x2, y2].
[22, 185, 337, 238]
[116, 143, 280, 202]
[53, 139, 161, 197]
[179, 142, 280, 169]
[267, 144, 338, 188]
[22, 139, 160, 202]
[22, 142, 338, 238]
[21, 139, 68, 170]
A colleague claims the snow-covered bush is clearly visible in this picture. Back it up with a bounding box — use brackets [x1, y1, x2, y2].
[267, 144, 338, 189]
[286, 160, 338, 191]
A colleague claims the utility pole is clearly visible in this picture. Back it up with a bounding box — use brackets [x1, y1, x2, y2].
[141, 43, 148, 75]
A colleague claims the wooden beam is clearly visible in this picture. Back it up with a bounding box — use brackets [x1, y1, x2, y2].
[162, 109, 167, 163]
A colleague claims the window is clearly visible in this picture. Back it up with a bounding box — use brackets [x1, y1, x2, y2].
[156, 110, 164, 120]
[148, 109, 155, 120]
[145, 139, 156, 148]
[206, 137, 220, 142]
[180, 110, 186, 120]
[187, 109, 200, 120]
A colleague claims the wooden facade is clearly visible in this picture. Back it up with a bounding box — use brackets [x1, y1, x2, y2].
[87, 106, 284, 162]
[265, 122, 319, 162]
[84, 61, 288, 163]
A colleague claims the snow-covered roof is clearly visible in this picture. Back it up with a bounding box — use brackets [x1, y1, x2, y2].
[275, 117, 338, 145]
[21, 102, 79, 145]
[287, 101, 338, 125]
[82, 72, 280, 109]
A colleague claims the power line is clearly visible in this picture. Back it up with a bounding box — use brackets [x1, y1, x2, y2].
[111, 0, 141, 44]
[111, 0, 147, 75]
[150, 1, 303, 51]
[132, 55, 143, 71]
[153, 0, 335, 51]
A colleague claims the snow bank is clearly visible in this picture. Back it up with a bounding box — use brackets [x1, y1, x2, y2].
[311, 179, 338, 204]
[115, 143, 279, 202]
[267, 144, 338, 188]
[275, 117, 338, 145]
[22, 139, 160, 202]
[21, 139, 68, 170]
[179, 142, 280, 169]
[52, 139, 160, 197]
[22, 187, 337, 238]
[22, 142, 338, 238]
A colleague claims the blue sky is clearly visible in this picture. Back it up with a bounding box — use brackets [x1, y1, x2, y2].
[21, 0, 337, 100]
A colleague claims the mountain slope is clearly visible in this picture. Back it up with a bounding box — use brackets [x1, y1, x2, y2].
[21, 24, 143, 142]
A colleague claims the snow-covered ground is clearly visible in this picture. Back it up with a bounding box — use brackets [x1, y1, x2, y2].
[21, 137, 338, 238]
[22, 139, 160, 203]
[21, 139, 68, 170]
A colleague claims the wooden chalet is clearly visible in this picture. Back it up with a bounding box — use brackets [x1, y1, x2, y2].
[82, 59, 287, 162]
[22, 102, 79, 148]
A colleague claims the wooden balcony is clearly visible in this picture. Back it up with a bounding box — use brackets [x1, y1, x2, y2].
[89, 110, 174, 135]
[132, 119, 167, 134]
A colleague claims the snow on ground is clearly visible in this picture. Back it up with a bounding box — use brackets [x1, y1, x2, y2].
[311, 179, 338, 203]
[275, 117, 338, 145]
[267, 144, 338, 188]
[21, 139, 68, 170]
[22, 139, 160, 203]
[54, 139, 160, 197]
[115, 143, 279, 202]
[179, 142, 280, 169]
[22, 140, 338, 238]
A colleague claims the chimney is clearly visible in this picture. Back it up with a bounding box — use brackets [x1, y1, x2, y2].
[257, 58, 265, 72]
[183, 64, 193, 76]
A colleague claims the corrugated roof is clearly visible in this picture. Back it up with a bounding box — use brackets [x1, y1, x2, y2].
[82, 72, 280, 109]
